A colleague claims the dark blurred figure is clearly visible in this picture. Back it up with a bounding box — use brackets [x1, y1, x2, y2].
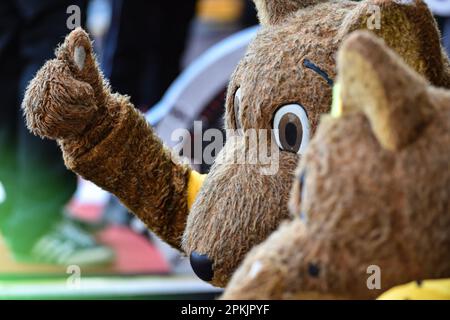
[0, 0, 113, 266]
[436, 17, 450, 56]
[425, 1, 450, 57]
[241, 0, 258, 28]
[102, 0, 197, 110]
[98, 1, 196, 237]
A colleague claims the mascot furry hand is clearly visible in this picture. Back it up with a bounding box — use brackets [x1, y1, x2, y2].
[221, 31, 450, 300]
[22, 0, 449, 287]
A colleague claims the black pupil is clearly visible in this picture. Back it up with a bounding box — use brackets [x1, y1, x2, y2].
[278, 112, 303, 153]
[285, 122, 297, 147]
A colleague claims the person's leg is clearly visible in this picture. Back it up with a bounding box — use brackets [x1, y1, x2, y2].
[7, 0, 82, 254]
[107, 0, 196, 109]
[106, 0, 154, 108]
[158, 0, 196, 101]
[0, 0, 22, 252]
[1, 0, 113, 265]
[241, 0, 258, 28]
[100, 1, 166, 234]
[101, 1, 195, 242]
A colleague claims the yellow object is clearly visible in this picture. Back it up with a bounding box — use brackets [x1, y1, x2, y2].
[198, 0, 243, 23]
[187, 170, 207, 210]
[378, 279, 450, 300]
[331, 82, 343, 118]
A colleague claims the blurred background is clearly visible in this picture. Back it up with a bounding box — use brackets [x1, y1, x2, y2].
[0, 0, 258, 299]
[0, 0, 448, 299]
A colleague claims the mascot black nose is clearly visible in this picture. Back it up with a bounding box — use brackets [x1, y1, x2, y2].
[190, 252, 214, 282]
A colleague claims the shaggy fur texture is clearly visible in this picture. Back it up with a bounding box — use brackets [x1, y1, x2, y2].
[22, 0, 450, 288]
[221, 31, 450, 299]
[22, 29, 191, 249]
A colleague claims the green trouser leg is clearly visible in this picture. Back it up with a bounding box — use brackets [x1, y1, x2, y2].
[0, 129, 16, 249]
[0, 91, 77, 256]
[0, 0, 81, 255]
[6, 131, 76, 255]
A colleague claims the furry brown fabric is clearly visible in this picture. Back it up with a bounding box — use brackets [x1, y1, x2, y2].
[182, 138, 299, 286]
[253, 0, 327, 25]
[22, 29, 191, 249]
[221, 31, 450, 299]
[22, 0, 450, 288]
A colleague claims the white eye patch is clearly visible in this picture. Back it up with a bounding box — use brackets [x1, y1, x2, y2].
[74, 46, 86, 71]
[0, 181, 6, 204]
[273, 104, 310, 154]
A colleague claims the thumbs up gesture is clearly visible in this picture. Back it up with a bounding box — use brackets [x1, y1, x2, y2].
[22, 28, 110, 140]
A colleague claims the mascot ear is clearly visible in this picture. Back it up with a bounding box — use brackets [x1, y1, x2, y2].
[338, 0, 450, 87]
[336, 31, 432, 151]
[253, 0, 323, 26]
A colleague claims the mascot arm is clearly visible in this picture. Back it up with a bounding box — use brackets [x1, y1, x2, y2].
[61, 96, 197, 250]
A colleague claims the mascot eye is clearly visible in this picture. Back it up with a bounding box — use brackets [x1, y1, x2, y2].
[234, 88, 242, 130]
[273, 104, 310, 154]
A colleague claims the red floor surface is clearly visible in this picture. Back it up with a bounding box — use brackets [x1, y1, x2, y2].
[0, 201, 170, 276]
[69, 200, 171, 275]
[97, 225, 170, 275]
